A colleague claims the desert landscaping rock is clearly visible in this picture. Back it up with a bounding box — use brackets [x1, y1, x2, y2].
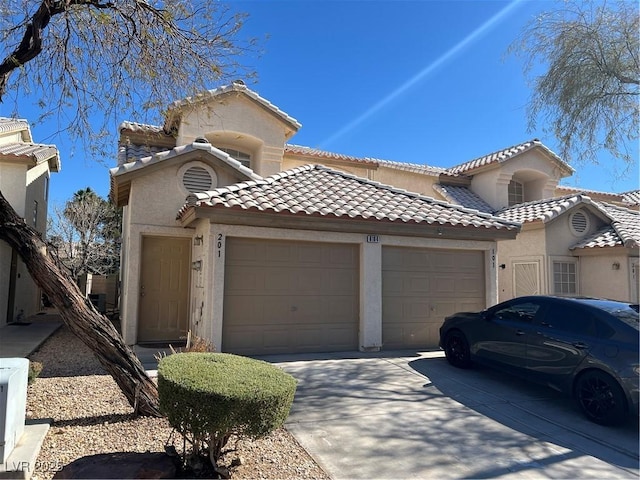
[27, 326, 329, 480]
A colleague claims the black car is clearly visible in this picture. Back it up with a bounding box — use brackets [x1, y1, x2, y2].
[439, 296, 639, 426]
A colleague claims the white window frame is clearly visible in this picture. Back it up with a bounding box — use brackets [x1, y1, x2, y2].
[551, 257, 579, 296]
[218, 147, 251, 168]
[508, 180, 524, 206]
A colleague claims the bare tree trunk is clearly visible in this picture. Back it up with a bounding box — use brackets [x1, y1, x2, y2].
[0, 190, 160, 417]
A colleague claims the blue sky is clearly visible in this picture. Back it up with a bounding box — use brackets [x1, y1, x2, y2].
[4, 0, 639, 206]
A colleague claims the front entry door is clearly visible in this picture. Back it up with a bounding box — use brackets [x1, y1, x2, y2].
[138, 236, 190, 343]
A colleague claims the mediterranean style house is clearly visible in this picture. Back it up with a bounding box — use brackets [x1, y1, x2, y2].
[110, 82, 639, 354]
[0, 118, 60, 325]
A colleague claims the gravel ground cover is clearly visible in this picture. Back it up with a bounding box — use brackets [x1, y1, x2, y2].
[27, 326, 329, 480]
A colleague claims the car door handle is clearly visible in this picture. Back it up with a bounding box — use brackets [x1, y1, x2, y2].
[515, 330, 525, 336]
[572, 342, 588, 349]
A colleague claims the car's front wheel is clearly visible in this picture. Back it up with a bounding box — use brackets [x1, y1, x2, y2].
[575, 370, 627, 426]
[443, 330, 472, 369]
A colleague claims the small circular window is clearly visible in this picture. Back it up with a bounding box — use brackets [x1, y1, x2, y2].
[178, 162, 217, 194]
[569, 210, 590, 236]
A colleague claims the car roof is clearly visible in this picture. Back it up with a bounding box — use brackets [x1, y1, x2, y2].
[511, 295, 639, 328]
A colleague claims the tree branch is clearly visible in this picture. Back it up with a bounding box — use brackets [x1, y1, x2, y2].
[0, 0, 115, 100]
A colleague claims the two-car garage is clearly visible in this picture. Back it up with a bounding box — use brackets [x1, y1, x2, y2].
[221, 237, 486, 355]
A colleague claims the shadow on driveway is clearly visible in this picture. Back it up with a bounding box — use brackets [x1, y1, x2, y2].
[408, 354, 640, 472]
[265, 350, 639, 480]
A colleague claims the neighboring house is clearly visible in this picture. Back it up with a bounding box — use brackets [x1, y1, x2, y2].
[110, 82, 638, 354]
[0, 118, 61, 325]
[430, 145, 639, 304]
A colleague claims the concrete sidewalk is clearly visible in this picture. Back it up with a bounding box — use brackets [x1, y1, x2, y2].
[0, 312, 62, 480]
[264, 350, 640, 480]
[0, 314, 63, 358]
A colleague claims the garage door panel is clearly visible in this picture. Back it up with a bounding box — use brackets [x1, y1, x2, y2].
[223, 238, 359, 355]
[382, 323, 430, 347]
[383, 246, 485, 350]
[432, 277, 456, 295]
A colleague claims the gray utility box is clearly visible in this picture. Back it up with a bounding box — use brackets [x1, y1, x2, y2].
[0, 358, 29, 463]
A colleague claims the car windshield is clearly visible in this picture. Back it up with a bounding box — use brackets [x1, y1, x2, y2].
[580, 300, 639, 329]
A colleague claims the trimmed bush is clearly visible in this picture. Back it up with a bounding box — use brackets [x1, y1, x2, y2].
[28, 361, 43, 384]
[158, 352, 297, 471]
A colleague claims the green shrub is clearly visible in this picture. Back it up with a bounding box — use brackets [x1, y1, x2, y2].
[28, 361, 43, 384]
[158, 352, 297, 472]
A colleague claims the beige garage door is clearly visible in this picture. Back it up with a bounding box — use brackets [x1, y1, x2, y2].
[223, 238, 359, 355]
[382, 246, 485, 349]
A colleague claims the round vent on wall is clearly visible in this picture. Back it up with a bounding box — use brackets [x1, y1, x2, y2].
[569, 210, 589, 236]
[179, 162, 217, 194]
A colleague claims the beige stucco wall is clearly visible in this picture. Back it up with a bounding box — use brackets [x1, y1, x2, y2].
[544, 207, 608, 257]
[471, 150, 562, 210]
[0, 163, 28, 216]
[176, 95, 291, 177]
[125, 159, 241, 227]
[577, 251, 636, 302]
[373, 167, 439, 197]
[497, 225, 547, 302]
[496, 206, 628, 302]
[282, 155, 373, 179]
[0, 162, 48, 323]
[25, 162, 51, 234]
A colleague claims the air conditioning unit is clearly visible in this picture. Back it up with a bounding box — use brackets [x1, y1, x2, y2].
[0, 358, 28, 463]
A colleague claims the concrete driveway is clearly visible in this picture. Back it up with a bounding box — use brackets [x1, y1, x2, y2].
[260, 350, 639, 480]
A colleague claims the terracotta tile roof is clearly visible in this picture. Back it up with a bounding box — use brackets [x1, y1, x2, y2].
[110, 142, 262, 181]
[285, 144, 378, 166]
[433, 184, 494, 214]
[0, 117, 29, 136]
[375, 158, 448, 176]
[447, 139, 574, 176]
[594, 202, 640, 248]
[0, 142, 60, 171]
[494, 194, 639, 249]
[622, 190, 640, 207]
[178, 164, 520, 233]
[571, 226, 622, 249]
[555, 185, 622, 200]
[285, 144, 447, 176]
[119, 121, 165, 135]
[118, 143, 169, 165]
[495, 194, 592, 224]
[167, 82, 301, 132]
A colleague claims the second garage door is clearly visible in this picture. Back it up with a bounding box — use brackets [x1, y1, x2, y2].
[223, 238, 359, 355]
[382, 246, 485, 349]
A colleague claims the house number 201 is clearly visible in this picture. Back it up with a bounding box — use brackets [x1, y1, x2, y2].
[217, 234, 223, 257]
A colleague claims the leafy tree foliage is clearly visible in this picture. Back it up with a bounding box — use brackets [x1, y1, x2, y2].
[48, 188, 121, 281]
[510, 0, 639, 168]
[0, 0, 257, 154]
